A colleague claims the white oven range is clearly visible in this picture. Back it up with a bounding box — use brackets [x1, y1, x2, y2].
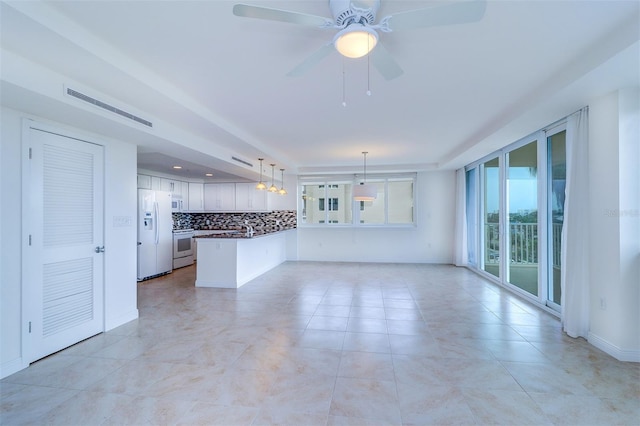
[173, 229, 194, 269]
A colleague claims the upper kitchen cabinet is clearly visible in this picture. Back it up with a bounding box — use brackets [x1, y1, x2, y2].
[180, 181, 189, 206]
[137, 174, 165, 192]
[160, 178, 186, 197]
[188, 182, 204, 212]
[204, 183, 235, 211]
[137, 174, 151, 189]
[151, 176, 162, 191]
[235, 182, 267, 211]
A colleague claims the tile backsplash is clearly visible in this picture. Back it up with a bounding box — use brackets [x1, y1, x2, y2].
[172, 210, 297, 232]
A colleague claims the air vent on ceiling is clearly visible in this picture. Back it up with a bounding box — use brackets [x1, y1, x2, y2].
[66, 87, 153, 128]
[231, 156, 253, 168]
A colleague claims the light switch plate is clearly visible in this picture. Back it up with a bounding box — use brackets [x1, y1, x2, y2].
[113, 216, 132, 227]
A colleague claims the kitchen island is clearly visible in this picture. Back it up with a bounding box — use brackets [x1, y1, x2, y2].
[194, 229, 291, 288]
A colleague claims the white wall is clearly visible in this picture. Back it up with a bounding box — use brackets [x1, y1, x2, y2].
[1, 108, 24, 377]
[588, 88, 640, 361]
[267, 173, 298, 211]
[0, 107, 138, 378]
[297, 171, 456, 263]
[103, 134, 139, 330]
[617, 88, 640, 354]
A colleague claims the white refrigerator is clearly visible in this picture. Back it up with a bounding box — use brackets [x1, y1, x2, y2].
[137, 189, 173, 280]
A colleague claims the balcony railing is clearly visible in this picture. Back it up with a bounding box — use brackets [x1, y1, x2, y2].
[484, 223, 562, 267]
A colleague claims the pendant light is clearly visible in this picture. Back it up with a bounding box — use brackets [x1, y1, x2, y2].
[256, 158, 267, 190]
[353, 151, 377, 201]
[268, 164, 278, 192]
[278, 169, 287, 195]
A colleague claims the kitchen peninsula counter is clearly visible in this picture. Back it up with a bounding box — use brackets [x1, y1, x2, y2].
[194, 229, 293, 288]
[195, 229, 280, 239]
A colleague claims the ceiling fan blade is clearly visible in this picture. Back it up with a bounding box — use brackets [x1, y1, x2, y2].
[286, 44, 335, 77]
[371, 43, 404, 81]
[233, 4, 333, 27]
[383, 0, 486, 31]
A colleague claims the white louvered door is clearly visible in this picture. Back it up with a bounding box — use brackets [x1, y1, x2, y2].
[24, 124, 104, 363]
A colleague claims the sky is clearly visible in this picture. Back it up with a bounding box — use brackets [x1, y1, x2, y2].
[486, 167, 538, 214]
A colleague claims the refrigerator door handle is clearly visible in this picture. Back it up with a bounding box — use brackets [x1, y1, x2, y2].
[154, 201, 159, 245]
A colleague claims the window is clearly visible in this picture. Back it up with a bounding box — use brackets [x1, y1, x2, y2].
[356, 178, 414, 225]
[359, 181, 385, 224]
[299, 174, 416, 227]
[387, 179, 414, 224]
[301, 182, 352, 225]
[319, 198, 339, 211]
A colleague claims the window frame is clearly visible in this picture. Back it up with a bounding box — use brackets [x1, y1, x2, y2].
[298, 173, 417, 228]
[464, 116, 570, 313]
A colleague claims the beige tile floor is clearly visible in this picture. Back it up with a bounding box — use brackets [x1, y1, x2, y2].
[2, 262, 639, 425]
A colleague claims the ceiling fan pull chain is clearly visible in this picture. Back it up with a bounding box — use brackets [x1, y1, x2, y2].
[342, 58, 347, 107]
[367, 38, 372, 96]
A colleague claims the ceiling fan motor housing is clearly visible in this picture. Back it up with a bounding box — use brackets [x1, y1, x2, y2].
[329, 0, 380, 27]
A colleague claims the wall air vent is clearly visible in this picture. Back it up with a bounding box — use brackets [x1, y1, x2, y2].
[231, 156, 253, 168]
[66, 87, 153, 128]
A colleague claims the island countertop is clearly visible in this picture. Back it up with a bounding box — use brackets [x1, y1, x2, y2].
[194, 228, 294, 239]
[195, 229, 292, 288]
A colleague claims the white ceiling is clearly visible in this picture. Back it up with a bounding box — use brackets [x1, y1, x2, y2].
[1, 0, 639, 181]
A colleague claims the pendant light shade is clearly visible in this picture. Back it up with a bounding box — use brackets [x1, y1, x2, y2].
[268, 164, 278, 193]
[353, 151, 377, 201]
[353, 183, 377, 201]
[278, 168, 287, 195]
[256, 158, 267, 190]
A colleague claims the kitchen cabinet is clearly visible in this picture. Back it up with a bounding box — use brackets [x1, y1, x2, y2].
[182, 181, 189, 195]
[137, 173, 276, 212]
[204, 183, 236, 211]
[188, 183, 204, 212]
[160, 178, 185, 196]
[195, 231, 288, 288]
[235, 182, 267, 211]
[151, 176, 162, 191]
[180, 181, 189, 207]
[137, 174, 152, 189]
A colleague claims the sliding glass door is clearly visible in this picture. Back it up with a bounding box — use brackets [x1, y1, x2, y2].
[465, 122, 567, 311]
[506, 141, 538, 296]
[466, 168, 478, 267]
[547, 128, 566, 309]
[481, 157, 500, 278]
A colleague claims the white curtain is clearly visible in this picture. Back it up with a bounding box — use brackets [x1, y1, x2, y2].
[454, 168, 468, 267]
[561, 107, 590, 338]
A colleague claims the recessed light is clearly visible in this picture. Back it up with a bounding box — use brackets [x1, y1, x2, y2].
[172, 166, 182, 169]
[205, 173, 213, 177]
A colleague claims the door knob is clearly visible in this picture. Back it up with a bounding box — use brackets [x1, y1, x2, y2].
[95, 246, 105, 253]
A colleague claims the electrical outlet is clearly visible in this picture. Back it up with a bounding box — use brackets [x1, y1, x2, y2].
[600, 297, 607, 310]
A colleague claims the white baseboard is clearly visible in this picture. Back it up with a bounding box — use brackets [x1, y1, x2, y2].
[105, 308, 139, 331]
[1, 357, 27, 379]
[589, 332, 640, 362]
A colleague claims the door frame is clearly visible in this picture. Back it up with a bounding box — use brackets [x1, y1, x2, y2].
[21, 118, 106, 365]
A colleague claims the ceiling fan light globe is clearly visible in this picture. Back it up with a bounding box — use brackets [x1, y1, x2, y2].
[334, 26, 378, 59]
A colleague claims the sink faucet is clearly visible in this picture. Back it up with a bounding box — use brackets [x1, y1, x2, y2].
[244, 220, 254, 237]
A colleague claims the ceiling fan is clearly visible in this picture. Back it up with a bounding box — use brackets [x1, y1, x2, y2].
[233, 0, 486, 80]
